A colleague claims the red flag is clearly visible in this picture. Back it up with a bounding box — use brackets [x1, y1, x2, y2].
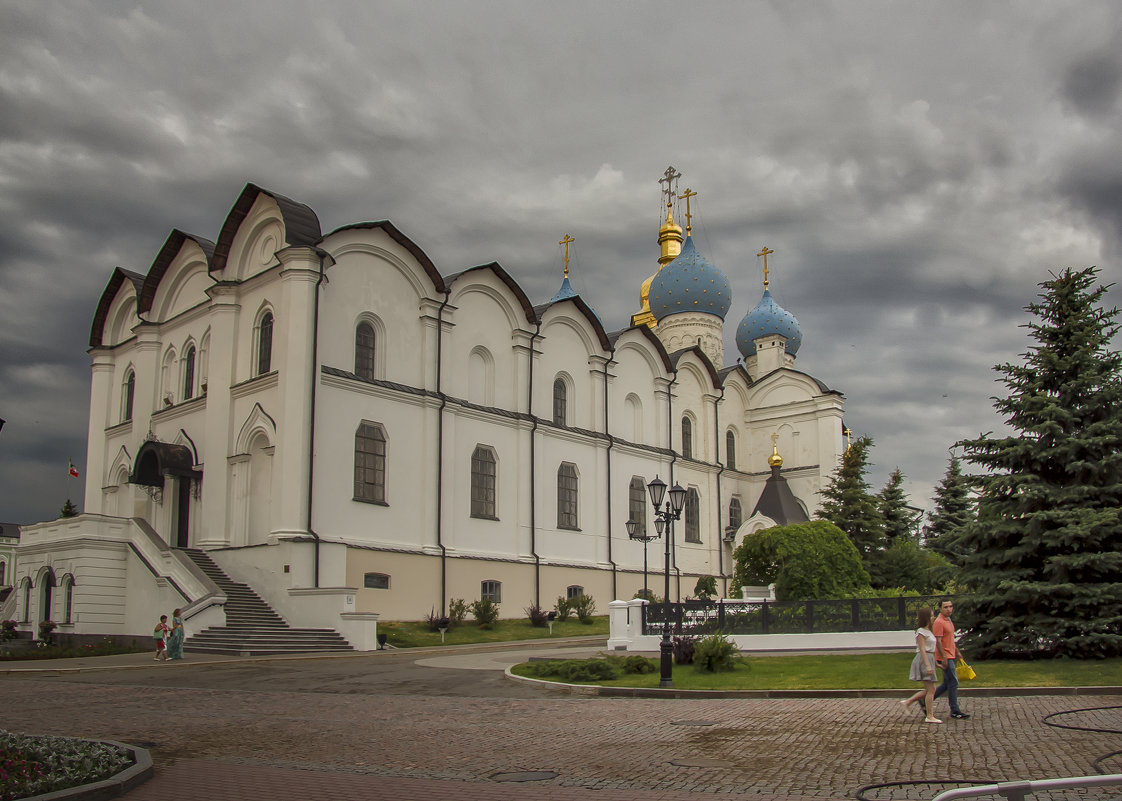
[68, 461, 79, 478]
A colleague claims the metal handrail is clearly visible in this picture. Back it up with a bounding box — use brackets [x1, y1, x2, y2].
[931, 773, 1122, 801]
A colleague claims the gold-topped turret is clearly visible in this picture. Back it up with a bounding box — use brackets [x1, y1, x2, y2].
[768, 432, 784, 468]
[632, 166, 684, 328]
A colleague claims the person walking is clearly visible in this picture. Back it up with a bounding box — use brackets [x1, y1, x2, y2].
[153, 615, 169, 662]
[933, 598, 970, 719]
[166, 608, 185, 660]
[900, 607, 941, 723]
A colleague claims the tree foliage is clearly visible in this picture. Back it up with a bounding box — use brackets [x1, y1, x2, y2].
[864, 538, 955, 594]
[877, 468, 921, 543]
[817, 436, 884, 557]
[731, 520, 870, 601]
[924, 456, 976, 565]
[957, 268, 1122, 659]
[59, 499, 78, 518]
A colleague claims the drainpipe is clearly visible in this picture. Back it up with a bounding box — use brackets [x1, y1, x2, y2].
[712, 385, 727, 597]
[667, 368, 681, 602]
[304, 249, 330, 588]
[528, 320, 542, 607]
[602, 348, 617, 600]
[435, 290, 451, 615]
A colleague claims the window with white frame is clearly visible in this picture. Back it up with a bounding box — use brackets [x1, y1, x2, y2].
[62, 575, 75, 624]
[355, 322, 376, 381]
[354, 422, 386, 503]
[122, 370, 135, 422]
[726, 430, 736, 470]
[553, 377, 567, 426]
[566, 585, 584, 600]
[481, 580, 502, 603]
[182, 345, 196, 401]
[557, 462, 578, 529]
[471, 446, 497, 518]
[256, 311, 274, 376]
[628, 477, 647, 536]
[685, 488, 701, 543]
[729, 497, 743, 532]
[681, 417, 693, 459]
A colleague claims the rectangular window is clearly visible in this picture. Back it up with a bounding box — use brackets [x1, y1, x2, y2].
[566, 585, 584, 600]
[471, 446, 497, 518]
[628, 477, 647, 536]
[557, 462, 578, 529]
[354, 422, 386, 503]
[481, 580, 502, 603]
[363, 573, 390, 589]
[685, 488, 701, 543]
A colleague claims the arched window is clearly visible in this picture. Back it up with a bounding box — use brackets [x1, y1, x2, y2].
[557, 462, 578, 529]
[38, 569, 55, 624]
[355, 322, 376, 381]
[684, 488, 701, 543]
[726, 430, 736, 470]
[628, 477, 647, 537]
[123, 371, 135, 423]
[61, 575, 75, 624]
[470, 446, 497, 519]
[182, 345, 196, 401]
[553, 377, 567, 426]
[20, 578, 31, 623]
[729, 497, 743, 532]
[256, 312, 274, 376]
[354, 422, 386, 503]
[681, 417, 693, 459]
[0, 561, 6, 586]
[481, 580, 502, 603]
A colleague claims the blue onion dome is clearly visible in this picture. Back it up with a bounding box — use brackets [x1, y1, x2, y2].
[648, 236, 732, 322]
[736, 290, 803, 358]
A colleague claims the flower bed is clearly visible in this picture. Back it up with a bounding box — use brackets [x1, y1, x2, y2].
[0, 730, 134, 800]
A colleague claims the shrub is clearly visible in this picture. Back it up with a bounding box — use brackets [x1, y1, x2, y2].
[0, 729, 133, 799]
[37, 620, 56, 644]
[469, 598, 500, 628]
[621, 654, 657, 674]
[694, 575, 718, 600]
[525, 603, 549, 627]
[424, 608, 451, 632]
[447, 598, 468, 626]
[633, 588, 660, 602]
[523, 658, 619, 682]
[570, 594, 596, 623]
[693, 632, 740, 673]
[0, 620, 17, 643]
[554, 596, 573, 621]
[672, 635, 696, 665]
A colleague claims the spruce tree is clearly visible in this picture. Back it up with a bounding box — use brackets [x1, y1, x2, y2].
[60, 499, 78, 518]
[817, 436, 884, 557]
[924, 456, 976, 566]
[958, 268, 1122, 659]
[878, 468, 922, 543]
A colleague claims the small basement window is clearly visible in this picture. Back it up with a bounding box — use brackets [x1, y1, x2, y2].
[363, 573, 390, 590]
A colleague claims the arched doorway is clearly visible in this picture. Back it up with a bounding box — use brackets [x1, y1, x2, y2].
[38, 568, 56, 624]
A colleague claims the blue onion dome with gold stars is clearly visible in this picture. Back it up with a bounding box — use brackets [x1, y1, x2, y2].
[736, 290, 802, 357]
[648, 236, 732, 322]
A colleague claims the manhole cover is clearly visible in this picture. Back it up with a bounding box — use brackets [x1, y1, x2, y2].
[490, 771, 559, 783]
[671, 758, 733, 768]
[670, 720, 716, 726]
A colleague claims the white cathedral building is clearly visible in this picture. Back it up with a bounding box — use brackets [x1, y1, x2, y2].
[11, 171, 845, 650]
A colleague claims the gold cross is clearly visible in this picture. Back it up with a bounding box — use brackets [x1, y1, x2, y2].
[843, 427, 852, 452]
[659, 166, 681, 208]
[679, 188, 697, 234]
[559, 234, 575, 278]
[757, 246, 774, 289]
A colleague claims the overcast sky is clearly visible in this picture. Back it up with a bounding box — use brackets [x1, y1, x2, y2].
[1, 1, 1120, 526]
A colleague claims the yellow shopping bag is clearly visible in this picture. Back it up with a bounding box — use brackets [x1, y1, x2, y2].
[956, 657, 976, 680]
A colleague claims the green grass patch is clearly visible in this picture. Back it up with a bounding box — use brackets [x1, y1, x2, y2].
[378, 615, 608, 648]
[510, 652, 1122, 690]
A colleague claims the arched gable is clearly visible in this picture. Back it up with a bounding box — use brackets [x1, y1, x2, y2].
[447, 263, 535, 330]
[90, 268, 145, 347]
[234, 403, 277, 455]
[746, 368, 835, 408]
[109, 445, 133, 484]
[210, 183, 321, 281]
[536, 295, 610, 352]
[141, 231, 215, 322]
[538, 302, 609, 356]
[668, 345, 721, 390]
[323, 221, 446, 295]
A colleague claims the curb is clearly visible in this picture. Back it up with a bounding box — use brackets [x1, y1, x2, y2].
[504, 668, 1122, 699]
[25, 739, 152, 801]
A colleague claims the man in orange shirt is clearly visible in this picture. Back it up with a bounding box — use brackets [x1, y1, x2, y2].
[932, 598, 970, 719]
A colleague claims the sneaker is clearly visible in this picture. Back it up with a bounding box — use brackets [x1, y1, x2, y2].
[925, 717, 943, 724]
[951, 711, 971, 719]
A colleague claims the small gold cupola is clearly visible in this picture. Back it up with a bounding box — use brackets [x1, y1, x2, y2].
[632, 166, 684, 328]
[768, 432, 784, 468]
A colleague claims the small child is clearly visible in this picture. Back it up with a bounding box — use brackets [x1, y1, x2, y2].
[153, 615, 169, 661]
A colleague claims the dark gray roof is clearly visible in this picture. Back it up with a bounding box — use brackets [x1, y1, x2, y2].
[750, 465, 810, 526]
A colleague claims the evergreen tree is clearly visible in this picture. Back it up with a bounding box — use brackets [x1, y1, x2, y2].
[958, 268, 1122, 659]
[817, 436, 884, 557]
[924, 455, 976, 566]
[878, 468, 922, 543]
[60, 498, 78, 518]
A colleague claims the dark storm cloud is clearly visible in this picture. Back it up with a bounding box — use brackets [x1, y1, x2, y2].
[1, 0, 1119, 524]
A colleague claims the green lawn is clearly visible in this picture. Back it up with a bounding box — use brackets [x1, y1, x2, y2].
[378, 615, 608, 648]
[510, 652, 1122, 690]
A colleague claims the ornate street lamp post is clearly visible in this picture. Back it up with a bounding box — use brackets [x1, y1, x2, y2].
[646, 475, 687, 688]
[625, 518, 658, 599]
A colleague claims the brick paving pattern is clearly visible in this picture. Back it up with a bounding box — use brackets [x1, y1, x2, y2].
[0, 651, 1118, 800]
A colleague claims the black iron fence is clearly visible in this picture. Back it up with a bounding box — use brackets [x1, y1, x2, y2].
[642, 595, 950, 636]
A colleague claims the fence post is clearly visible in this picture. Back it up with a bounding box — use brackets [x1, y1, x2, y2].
[761, 600, 770, 634]
[852, 598, 860, 630]
[717, 600, 725, 631]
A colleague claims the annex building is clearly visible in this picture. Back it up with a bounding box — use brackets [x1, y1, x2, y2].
[10, 170, 845, 649]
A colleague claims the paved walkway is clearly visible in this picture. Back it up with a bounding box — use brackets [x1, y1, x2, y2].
[1, 641, 1119, 800]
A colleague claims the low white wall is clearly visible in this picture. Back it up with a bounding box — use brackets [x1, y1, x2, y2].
[608, 599, 915, 652]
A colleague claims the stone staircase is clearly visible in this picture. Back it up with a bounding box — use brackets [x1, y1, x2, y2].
[180, 549, 353, 656]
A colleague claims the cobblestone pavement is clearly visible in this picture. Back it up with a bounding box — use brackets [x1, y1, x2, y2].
[1, 648, 1119, 800]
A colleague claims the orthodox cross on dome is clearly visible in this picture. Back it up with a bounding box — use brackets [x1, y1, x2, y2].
[659, 166, 681, 210]
[679, 188, 697, 235]
[757, 246, 774, 290]
[559, 233, 575, 278]
[768, 431, 783, 467]
[843, 426, 853, 453]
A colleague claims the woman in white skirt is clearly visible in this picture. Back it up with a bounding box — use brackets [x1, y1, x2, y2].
[900, 606, 941, 723]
